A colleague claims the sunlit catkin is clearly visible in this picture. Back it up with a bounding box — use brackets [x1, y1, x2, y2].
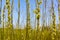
[6, 0, 11, 27]
[51, 0, 56, 40]
[33, 0, 42, 40]
[51, 14, 56, 40]
[6, 0, 12, 40]
[26, 0, 31, 40]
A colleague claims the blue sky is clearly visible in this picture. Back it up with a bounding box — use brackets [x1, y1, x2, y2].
[1, 0, 59, 28]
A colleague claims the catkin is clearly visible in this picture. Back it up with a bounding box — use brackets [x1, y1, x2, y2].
[6, 0, 11, 28]
[51, 0, 56, 40]
[26, 0, 31, 40]
[33, 0, 42, 40]
[6, 0, 12, 40]
[51, 14, 56, 40]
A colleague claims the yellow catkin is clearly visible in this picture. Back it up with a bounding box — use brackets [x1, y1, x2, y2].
[6, 0, 11, 27]
[51, 15, 56, 40]
[51, 0, 56, 40]
[26, 0, 31, 40]
[6, 0, 12, 40]
[33, 0, 42, 40]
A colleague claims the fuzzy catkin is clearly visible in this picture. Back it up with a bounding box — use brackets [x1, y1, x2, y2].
[6, 0, 12, 40]
[51, 14, 56, 40]
[26, 0, 31, 40]
[6, 0, 11, 28]
[51, 0, 56, 40]
[33, 0, 42, 40]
